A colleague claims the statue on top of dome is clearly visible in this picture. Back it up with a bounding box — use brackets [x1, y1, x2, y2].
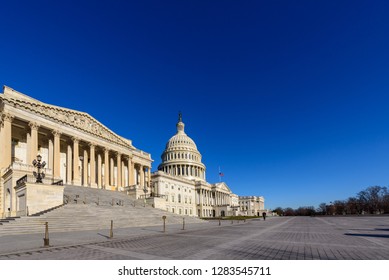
[178, 111, 183, 122]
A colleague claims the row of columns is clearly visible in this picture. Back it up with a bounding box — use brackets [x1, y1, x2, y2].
[0, 113, 13, 171]
[197, 189, 231, 206]
[161, 164, 205, 179]
[0, 114, 151, 190]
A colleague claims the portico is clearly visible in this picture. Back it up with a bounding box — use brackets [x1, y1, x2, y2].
[0, 86, 152, 217]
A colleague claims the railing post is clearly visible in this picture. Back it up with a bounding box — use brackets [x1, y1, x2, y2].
[109, 220, 113, 238]
[182, 218, 185, 230]
[219, 218, 221, 226]
[43, 222, 50, 247]
[162, 216, 166, 233]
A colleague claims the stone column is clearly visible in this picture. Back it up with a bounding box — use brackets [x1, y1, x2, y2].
[66, 143, 72, 184]
[0, 113, 13, 170]
[48, 138, 54, 169]
[121, 159, 126, 187]
[110, 157, 114, 186]
[83, 149, 88, 187]
[97, 152, 102, 188]
[147, 166, 151, 189]
[116, 152, 121, 189]
[52, 130, 61, 179]
[129, 159, 134, 185]
[140, 165, 144, 188]
[89, 143, 96, 187]
[72, 137, 80, 185]
[104, 148, 109, 189]
[28, 122, 39, 165]
[126, 157, 131, 186]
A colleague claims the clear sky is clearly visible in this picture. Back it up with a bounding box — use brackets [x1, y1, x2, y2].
[1, 0, 389, 210]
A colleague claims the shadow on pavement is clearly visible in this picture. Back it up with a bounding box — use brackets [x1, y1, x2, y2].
[345, 233, 389, 238]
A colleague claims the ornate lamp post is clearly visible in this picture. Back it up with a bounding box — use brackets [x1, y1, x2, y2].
[32, 154, 46, 183]
[143, 186, 148, 207]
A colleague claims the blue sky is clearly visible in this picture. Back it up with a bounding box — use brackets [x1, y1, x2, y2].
[1, 0, 389, 209]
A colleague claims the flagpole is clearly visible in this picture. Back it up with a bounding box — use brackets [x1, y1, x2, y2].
[218, 166, 221, 182]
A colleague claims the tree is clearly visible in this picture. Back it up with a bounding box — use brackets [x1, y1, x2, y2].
[318, 203, 327, 215]
[357, 186, 386, 214]
[284, 207, 295, 216]
[272, 207, 284, 216]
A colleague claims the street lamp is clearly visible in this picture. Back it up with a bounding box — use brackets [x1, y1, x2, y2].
[32, 155, 46, 183]
[143, 187, 148, 207]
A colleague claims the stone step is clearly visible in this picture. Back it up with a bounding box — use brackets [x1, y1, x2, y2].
[0, 204, 204, 236]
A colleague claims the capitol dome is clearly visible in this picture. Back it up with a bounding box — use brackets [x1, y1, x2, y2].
[158, 113, 206, 181]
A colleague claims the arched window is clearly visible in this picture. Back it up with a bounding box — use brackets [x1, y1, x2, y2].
[178, 194, 181, 203]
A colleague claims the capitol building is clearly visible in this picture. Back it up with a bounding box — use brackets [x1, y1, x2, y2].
[0, 86, 264, 219]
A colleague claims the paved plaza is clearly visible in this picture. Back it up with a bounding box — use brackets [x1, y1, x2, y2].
[1, 216, 389, 260]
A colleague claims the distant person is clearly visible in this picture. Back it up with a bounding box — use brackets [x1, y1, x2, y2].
[262, 212, 266, 221]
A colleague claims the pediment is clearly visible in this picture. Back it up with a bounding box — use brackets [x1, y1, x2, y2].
[1, 86, 133, 149]
[214, 182, 232, 193]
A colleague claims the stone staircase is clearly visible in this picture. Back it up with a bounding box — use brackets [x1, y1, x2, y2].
[0, 185, 205, 236]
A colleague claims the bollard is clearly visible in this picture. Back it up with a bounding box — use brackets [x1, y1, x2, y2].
[182, 218, 185, 230]
[109, 220, 113, 238]
[84, 195, 86, 204]
[43, 222, 50, 247]
[219, 218, 221, 226]
[97, 197, 99, 206]
[231, 219, 233, 224]
[162, 216, 166, 233]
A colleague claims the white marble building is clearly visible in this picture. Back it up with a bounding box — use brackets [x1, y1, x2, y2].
[150, 113, 260, 218]
[1, 85, 265, 219]
[0, 86, 152, 217]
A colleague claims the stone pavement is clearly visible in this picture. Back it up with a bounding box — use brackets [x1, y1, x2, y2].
[1, 216, 389, 260]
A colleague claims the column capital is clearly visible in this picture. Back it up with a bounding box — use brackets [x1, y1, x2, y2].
[52, 129, 61, 137]
[28, 121, 39, 130]
[2, 113, 14, 123]
[71, 136, 80, 143]
[115, 151, 121, 157]
[88, 142, 96, 148]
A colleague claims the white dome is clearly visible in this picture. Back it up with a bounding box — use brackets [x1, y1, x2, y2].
[158, 113, 206, 181]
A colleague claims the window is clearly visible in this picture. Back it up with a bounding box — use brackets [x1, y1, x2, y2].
[178, 194, 181, 203]
[171, 195, 175, 202]
[179, 209, 182, 215]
